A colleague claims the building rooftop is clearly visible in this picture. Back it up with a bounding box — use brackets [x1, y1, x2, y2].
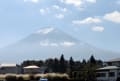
[97, 66, 120, 71]
[0, 64, 17, 67]
[24, 65, 40, 69]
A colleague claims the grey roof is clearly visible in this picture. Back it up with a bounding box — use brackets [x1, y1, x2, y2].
[97, 66, 120, 70]
[0, 64, 17, 67]
[106, 58, 120, 62]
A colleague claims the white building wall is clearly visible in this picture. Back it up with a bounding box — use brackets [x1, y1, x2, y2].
[96, 71, 109, 81]
[108, 70, 117, 81]
[96, 70, 119, 81]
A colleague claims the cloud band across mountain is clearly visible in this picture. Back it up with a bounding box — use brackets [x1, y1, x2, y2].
[39, 40, 76, 47]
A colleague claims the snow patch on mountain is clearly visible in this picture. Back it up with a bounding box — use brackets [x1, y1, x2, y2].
[35, 27, 55, 35]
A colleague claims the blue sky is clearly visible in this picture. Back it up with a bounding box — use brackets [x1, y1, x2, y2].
[0, 0, 120, 53]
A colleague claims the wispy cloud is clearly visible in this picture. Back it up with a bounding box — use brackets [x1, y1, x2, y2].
[40, 40, 59, 47]
[52, 5, 60, 10]
[39, 8, 50, 15]
[39, 5, 67, 19]
[35, 27, 54, 35]
[40, 40, 76, 47]
[60, 41, 76, 47]
[116, 0, 120, 5]
[50, 43, 59, 47]
[92, 26, 104, 32]
[24, 0, 39, 3]
[40, 40, 50, 47]
[86, 0, 96, 3]
[104, 11, 120, 23]
[55, 14, 64, 19]
[60, 0, 83, 7]
[52, 5, 68, 12]
[72, 17, 101, 25]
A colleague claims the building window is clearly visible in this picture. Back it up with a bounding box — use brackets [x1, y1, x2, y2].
[0, 67, 5, 70]
[108, 62, 112, 66]
[118, 72, 120, 75]
[109, 72, 115, 77]
[96, 73, 106, 77]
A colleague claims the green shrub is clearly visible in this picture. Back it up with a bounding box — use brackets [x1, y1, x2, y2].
[17, 76, 24, 81]
[5, 75, 17, 81]
[34, 76, 41, 80]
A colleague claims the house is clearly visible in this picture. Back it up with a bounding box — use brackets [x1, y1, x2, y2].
[96, 66, 120, 81]
[0, 64, 21, 74]
[23, 65, 40, 74]
[96, 58, 120, 81]
[105, 58, 120, 67]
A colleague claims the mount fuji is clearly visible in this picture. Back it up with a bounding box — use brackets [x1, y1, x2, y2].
[0, 27, 119, 63]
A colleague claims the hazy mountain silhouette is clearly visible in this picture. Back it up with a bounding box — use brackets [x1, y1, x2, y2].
[0, 27, 119, 63]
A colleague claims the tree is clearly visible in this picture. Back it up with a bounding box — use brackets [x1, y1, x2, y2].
[60, 54, 65, 63]
[21, 60, 44, 67]
[82, 59, 86, 65]
[21, 60, 31, 67]
[69, 56, 74, 66]
[69, 56, 74, 78]
[53, 58, 59, 72]
[89, 55, 96, 64]
[86, 55, 97, 81]
[45, 58, 54, 72]
[59, 54, 66, 73]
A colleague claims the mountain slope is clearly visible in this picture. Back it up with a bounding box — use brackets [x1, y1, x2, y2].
[0, 27, 119, 63]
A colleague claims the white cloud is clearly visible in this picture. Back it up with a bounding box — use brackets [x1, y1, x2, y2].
[92, 26, 104, 32]
[104, 11, 120, 23]
[40, 9, 45, 15]
[39, 5, 67, 16]
[60, 0, 83, 7]
[62, 8, 67, 12]
[52, 5, 68, 12]
[39, 8, 49, 15]
[52, 5, 60, 10]
[40, 40, 49, 46]
[40, 40, 76, 47]
[24, 0, 39, 3]
[60, 41, 76, 47]
[60, 0, 96, 8]
[35, 27, 54, 34]
[86, 0, 96, 3]
[55, 14, 64, 19]
[40, 40, 58, 47]
[50, 43, 59, 47]
[72, 17, 101, 25]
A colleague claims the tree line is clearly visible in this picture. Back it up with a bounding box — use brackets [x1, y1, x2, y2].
[21, 54, 103, 81]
